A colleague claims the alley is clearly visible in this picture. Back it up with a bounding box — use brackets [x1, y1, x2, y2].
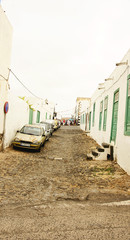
[0, 126, 130, 239]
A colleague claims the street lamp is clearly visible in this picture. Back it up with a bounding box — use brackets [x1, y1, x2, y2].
[116, 60, 128, 66]
[105, 77, 114, 81]
[98, 87, 105, 90]
[98, 83, 105, 90]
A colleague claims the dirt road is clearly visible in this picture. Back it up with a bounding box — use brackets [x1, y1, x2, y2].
[0, 126, 130, 239]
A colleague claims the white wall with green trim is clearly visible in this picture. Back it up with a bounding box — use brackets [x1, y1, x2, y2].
[79, 49, 130, 174]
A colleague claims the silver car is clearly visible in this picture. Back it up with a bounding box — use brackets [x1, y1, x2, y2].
[35, 123, 50, 140]
[40, 121, 54, 135]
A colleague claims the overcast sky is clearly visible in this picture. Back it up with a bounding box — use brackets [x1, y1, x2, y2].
[2, 0, 130, 116]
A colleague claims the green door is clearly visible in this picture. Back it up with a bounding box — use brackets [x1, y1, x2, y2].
[29, 108, 33, 124]
[111, 90, 119, 142]
[89, 112, 91, 130]
[36, 111, 40, 123]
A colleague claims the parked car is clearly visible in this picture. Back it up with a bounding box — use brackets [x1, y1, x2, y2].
[35, 123, 50, 140]
[45, 119, 58, 131]
[40, 121, 54, 135]
[12, 124, 46, 151]
[53, 120, 59, 130]
[57, 120, 61, 128]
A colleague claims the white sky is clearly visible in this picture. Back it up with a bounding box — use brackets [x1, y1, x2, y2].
[1, 0, 130, 116]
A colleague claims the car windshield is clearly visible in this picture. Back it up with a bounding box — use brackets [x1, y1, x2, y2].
[20, 126, 41, 136]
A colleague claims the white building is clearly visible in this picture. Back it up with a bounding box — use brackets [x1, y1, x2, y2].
[3, 94, 55, 149]
[80, 49, 130, 175]
[75, 97, 90, 125]
[0, 4, 13, 150]
[0, 4, 55, 150]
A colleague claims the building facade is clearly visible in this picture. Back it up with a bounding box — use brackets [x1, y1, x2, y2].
[0, 5, 55, 150]
[79, 49, 130, 175]
[0, 5, 13, 150]
[75, 97, 90, 125]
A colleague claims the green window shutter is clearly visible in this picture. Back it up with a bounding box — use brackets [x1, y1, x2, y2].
[92, 103, 96, 126]
[125, 75, 130, 135]
[49, 115, 51, 119]
[103, 96, 108, 131]
[89, 112, 91, 130]
[29, 108, 33, 124]
[110, 89, 119, 142]
[36, 111, 40, 123]
[103, 110, 107, 131]
[127, 97, 130, 131]
[99, 101, 103, 130]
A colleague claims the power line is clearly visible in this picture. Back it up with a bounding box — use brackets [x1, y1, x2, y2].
[9, 69, 54, 114]
[9, 69, 75, 116]
[9, 69, 43, 100]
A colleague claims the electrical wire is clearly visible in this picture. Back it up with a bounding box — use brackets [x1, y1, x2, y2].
[9, 69, 75, 116]
[10, 69, 43, 100]
[9, 69, 54, 114]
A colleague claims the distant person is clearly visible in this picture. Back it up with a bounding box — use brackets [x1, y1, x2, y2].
[67, 120, 70, 126]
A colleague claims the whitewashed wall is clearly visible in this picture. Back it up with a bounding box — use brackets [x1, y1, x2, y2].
[80, 99, 91, 131]
[86, 49, 130, 174]
[4, 93, 29, 148]
[0, 5, 13, 149]
[0, 5, 12, 79]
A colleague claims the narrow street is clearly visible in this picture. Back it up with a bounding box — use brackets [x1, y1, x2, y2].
[0, 126, 130, 240]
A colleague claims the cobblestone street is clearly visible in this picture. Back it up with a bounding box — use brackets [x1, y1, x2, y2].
[0, 126, 130, 239]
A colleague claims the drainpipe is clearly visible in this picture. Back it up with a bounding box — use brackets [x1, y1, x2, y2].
[2, 68, 11, 151]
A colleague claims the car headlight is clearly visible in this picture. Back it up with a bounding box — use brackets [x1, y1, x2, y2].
[14, 137, 20, 142]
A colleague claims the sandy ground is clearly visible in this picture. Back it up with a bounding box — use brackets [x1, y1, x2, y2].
[0, 126, 129, 239]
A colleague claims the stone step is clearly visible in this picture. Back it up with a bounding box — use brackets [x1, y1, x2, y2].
[102, 142, 110, 148]
[97, 147, 105, 152]
[86, 154, 93, 160]
[92, 150, 99, 157]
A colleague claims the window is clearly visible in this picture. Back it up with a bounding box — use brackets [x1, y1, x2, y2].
[92, 103, 96, 126]
[89, 112, 91, 130]
[124, 74, 130, 135]
[110, 89, 119, 142]
[99, 101, 103, 130]
[29, 108, 33, 124]
[103, 96, 108, 131]
[46, 112, 47, 120]
[36, 111, 40, 123]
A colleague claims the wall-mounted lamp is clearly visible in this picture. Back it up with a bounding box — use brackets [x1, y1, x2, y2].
[98, 87, 105, 90]
[116, 60, 128, 66]
[99, 83, 104, 86]
[105, 77, 114, 81]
